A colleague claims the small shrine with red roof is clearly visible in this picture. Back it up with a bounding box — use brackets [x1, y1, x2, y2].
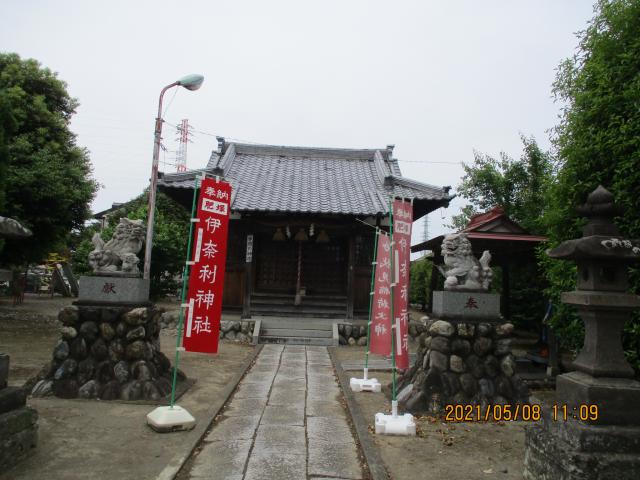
[412, 206, 547, 318]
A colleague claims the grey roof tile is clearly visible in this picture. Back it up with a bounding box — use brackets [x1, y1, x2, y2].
[159, 143, 451, 216]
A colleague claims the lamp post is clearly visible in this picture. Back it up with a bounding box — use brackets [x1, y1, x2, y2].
[143, 74, 204, 281]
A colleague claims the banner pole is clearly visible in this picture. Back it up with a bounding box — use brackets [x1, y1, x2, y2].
[169, 174, 203, 409]
[363, 227, 380, 378]
[372, 197, 415, 435]
[388, 198, 397, 411]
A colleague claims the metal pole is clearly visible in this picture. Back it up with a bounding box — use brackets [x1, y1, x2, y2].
[389, 198, 397, 402]
[170, 174, 202, 408]
[363, 228, 380, 377]
[143, 81, 179, 281]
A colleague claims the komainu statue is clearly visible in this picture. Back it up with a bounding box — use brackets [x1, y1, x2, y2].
[437, 233, 492, 291]
[88, 218, 145, 274]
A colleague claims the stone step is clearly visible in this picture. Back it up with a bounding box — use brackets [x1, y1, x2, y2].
[259, 318, 336, 330]
[251, 297, 347, 308]
[252, 292, 347, 301]
[261, 328, 333, 338]
[259, 335, 335, 346]
[250, 306, 347, 318]
[255, 316, 336, 346]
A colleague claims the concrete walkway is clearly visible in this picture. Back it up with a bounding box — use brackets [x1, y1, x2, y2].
[185, 345, 363, 480]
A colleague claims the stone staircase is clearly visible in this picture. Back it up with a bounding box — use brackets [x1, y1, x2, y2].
[250, 292, 347, 318]
[256, 317, 337, 346]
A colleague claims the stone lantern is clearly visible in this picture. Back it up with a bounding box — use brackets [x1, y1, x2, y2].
[524, 186, 640, 479]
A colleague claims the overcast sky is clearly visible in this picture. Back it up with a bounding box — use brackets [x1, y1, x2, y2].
[2, 0, 595, 244]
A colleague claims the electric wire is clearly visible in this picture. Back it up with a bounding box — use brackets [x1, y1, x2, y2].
[162, 88, 179, 117]
[163, 119, 462, 165]
[73, 117, 464, 166]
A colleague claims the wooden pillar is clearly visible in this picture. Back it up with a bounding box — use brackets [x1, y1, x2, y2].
[242, 233, 254, 319]
[346, 234, 355, 319]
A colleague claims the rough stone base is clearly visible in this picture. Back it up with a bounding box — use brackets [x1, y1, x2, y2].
[524, 417, 640, 480]
[0, 406, 38, 472]
[33, 303, 183, 401]
[395, 318, 528, 413]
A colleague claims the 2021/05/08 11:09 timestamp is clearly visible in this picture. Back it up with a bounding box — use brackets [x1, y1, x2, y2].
[443, 403, 600, 422]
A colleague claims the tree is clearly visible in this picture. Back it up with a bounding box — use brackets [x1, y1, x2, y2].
[449, 136, 553, 331]
[410, 257, 432, 310]
[71, 192, 190, 299]
[543, 0, 640, 372]
[450, 135, 552, 234]
[0, 53, 98, 266]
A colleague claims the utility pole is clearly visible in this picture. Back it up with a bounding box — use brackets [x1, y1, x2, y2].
[175, 119, 192, 172]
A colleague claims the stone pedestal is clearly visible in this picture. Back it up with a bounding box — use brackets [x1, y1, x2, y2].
[396, 317, 528, 413]
[77, 275, 150, 305]
[32, 303, 181, 401]
[524, 371, 640, 479]
[0, 355, 38, 472]
[524, 406, 640, 479]
[557, 371, 640, 425]
[432, 291, 501, 320]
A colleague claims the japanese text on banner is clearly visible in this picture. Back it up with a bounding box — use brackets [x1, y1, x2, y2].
[369, 233, 392, 356]
[182, 179, 232, 354]
[393, 199, 412, 369]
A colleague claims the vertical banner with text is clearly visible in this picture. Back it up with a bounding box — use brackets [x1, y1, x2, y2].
[369, 233, 392, 356]
[393, 199, 413, 369]
[182, 178, 232, 354]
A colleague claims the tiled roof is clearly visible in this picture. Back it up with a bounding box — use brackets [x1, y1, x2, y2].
[158, 142, 452, 216]
[463, 206, 506, 232]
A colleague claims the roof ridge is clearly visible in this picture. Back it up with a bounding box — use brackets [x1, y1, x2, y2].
[390, 175, 450, 195]
[232, 142, 387, 160]
[160, 168, 207, 181]
[232, 141, 385, 152]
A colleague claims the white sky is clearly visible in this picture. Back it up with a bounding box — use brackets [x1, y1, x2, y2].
[1, 0, 595, 245]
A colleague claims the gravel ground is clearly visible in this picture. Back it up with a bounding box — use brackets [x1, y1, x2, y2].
[0, 294, 257, 480]
[335, 346, 530, 480]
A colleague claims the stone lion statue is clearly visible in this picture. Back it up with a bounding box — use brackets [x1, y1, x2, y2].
[437, 233, 492, 291]
[88, 218, 145, 274]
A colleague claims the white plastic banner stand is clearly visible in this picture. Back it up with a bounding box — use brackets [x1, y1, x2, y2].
[375, 400, 416, 436]
[350, 367, 382, 393]
[147, 405, 196, 433]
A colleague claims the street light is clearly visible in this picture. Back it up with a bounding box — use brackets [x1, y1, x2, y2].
[143, 74, 204, 281]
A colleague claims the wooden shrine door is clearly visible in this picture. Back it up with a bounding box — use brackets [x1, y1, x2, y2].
[301, 239, 347, 295]
[254, 234, 348, 296]
[255, 235, 298, 293]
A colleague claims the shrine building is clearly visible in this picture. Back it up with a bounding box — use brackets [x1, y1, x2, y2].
[412, 206, 547, 320]
[158, 139, 452, 319]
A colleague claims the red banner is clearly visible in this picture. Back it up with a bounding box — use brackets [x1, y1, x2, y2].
[182, 178, 232, 354]
[369, 233, 392, 356]
[392, 199, 413, 369]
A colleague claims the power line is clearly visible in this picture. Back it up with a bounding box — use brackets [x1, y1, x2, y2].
[165, 119, 463, 164]
[162, 88, 179, 117]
